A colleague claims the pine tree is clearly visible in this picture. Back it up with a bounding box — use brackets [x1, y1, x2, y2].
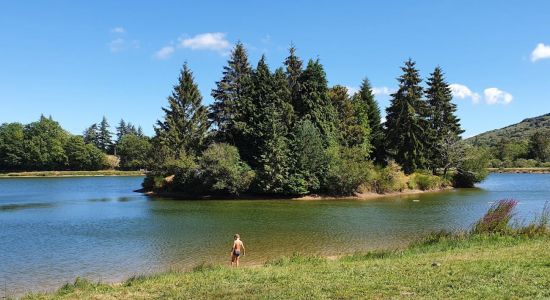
[425, 66, 464, 174]
[354, 78, 385, 163]
[284, 44, 303, 113]
[83, 123, 99, 148]
[209, 42, 252, 143]
[296, 59, 338, 146]
[155, 63, 209, 158]
[385, 59, 429, 174]
[250, 59, 293, 193]
[116, 119, 127, 142]
[97, 116, 113, 153]
[329, 85, 370, 150]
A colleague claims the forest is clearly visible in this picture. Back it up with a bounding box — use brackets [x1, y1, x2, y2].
[141, 43, 490, 196]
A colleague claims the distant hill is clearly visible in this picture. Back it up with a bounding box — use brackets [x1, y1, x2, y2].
[466, 113, 550, 146]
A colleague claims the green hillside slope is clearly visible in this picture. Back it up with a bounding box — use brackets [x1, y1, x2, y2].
[467, 113, 550, 146]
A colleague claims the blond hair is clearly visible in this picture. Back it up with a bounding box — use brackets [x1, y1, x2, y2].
[234, 233, 240, 239]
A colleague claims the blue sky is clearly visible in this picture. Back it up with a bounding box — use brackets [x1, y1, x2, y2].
[1, 1, 549, 137]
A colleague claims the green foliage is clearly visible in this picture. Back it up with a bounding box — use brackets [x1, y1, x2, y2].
[527, 130, 550, 162]
[198, 143, 255, 196]
[367, 160, 407, 193]
[155, 63, 209, 158]
[64, 136, 105, 170]
[354, 78, 385, 164]
[329, 85, 371, 151]
[116, 134, 151, 170]
[385, 59, 430, 174]
[0, 122, 26, 170]
[425, 67, 464, 173]
[210, 42, 253, 143]
[326, 146, 374, 195]
[452, 145, 491, 188]
[290, 119, 329, 193]
[97, 116, 113, 153]
[23, 116, 69, 170]
[408, 171, 444, 190]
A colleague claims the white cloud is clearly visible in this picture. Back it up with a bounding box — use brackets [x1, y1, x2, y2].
[531, 43, 550, 62]
[345, 86, 359, 96]
[484, 88, 513, 105]
[111, 27, 125, 34]
[154, 46, 175, 60]
[372, 86, 393, 96]
[179, 32, 230, 52]
[450, 83, 480, 104]
[109, 38, 126, 52]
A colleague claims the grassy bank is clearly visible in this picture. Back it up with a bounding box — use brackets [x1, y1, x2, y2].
[488, 167, 550, 174]
[22, 234, 550, 299]
[0, 170, 145, 178]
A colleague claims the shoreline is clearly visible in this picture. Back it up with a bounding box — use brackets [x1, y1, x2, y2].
[21, 234, 550, 299]
[488, 167, 550, 174]
[0, 170, 146, 178]
[143, 187, 453, 201]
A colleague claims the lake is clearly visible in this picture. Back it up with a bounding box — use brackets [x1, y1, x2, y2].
[1, 173, 549, 297]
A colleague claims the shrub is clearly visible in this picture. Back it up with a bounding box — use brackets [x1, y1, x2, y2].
[103, 155, 120, 170]
[452, 146, 490, 188]
[142, 174, 169, 191]
[325, 147, 374, 196]
[512, 158, 538, 168]
[198, 143, 255, 196]
[408, 172, 443, 191]
[472, 199, 517, 234]
[367, 161, 407, 193]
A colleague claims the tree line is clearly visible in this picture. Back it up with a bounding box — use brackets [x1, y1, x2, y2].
[0, 116, 151, 171]
[143, 43, 489, 196]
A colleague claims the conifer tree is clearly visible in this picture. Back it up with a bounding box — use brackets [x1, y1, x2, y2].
[155, 63, 209, 158]
[83, 123, 99, 148]
[425, 66, 464, 174]
[284, 44, 303, 114]
[296, 59, 338, 146]
[354, 78, 385, 163]
[385, 59, 429, 174]
[116, 119, 127, 142]
[210, 42, 252, 143]
[97, 116, 113, 153]
[329, 85, 370, 150]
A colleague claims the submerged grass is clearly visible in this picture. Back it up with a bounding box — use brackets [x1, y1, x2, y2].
[21, 199, 550, 299]
[22, 234, 550, 299]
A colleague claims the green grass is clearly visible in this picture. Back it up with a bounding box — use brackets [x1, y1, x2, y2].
[22, 234, 550, 299]
[0, 170, 145, 177]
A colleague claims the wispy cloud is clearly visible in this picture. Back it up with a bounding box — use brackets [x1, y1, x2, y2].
[531, 43, 550, 62]
[179, 32, 230, 52]
[484, 87, 513, 105]
[109, 38, 126, 52]
[345, 86, 359, 96]
[154, 46, 175, 60]
[108, 27, 138, 53]
[372, 86, 394, 96]
[450, 83, 480, 104]
[110, 27, 125, 34]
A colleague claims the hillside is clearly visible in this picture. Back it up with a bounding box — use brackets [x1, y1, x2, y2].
[467, 113, 550, 146]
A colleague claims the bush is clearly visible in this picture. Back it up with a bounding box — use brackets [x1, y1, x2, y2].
[198, 143, 255, 196]
[408, 172, 443, 190]
[141, 174, 167, 191]
[513, 158, 539, 168]
[472, 199, 517, 234]
[325, 147, 374, 196]
[453, 146, 490, 188]
[367, 160, 407, 193]
[103, 155, 120, 170]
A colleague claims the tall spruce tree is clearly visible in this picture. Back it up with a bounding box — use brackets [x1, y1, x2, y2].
[329, 85, 370, 150]
[249, 59, 293, 193]
[209, 42, 252, 143]
[425, 66, 464, 174]
[385, 59, 429, 174]
[354, 78, 385, 163]
[155, 63, 209, 158]
[97, 116, 113, 153]
[296, 59, 338, 146]
[284, 44, 303, 115]
[116, 119, 127, 142]
[83, 123, 99, 148]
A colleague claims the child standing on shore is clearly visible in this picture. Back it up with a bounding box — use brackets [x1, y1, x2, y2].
[230, 234, 245, 267]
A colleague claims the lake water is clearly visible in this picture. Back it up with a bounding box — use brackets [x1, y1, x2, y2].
[1, 173, 549, 297]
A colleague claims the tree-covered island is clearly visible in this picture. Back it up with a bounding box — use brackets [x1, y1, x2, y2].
[140, 43, 491, 198]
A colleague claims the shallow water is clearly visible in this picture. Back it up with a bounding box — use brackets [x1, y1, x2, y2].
[0, 174, 549, 297]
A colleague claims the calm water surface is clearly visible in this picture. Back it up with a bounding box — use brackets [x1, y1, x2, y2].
[1, 174, 549, 296]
